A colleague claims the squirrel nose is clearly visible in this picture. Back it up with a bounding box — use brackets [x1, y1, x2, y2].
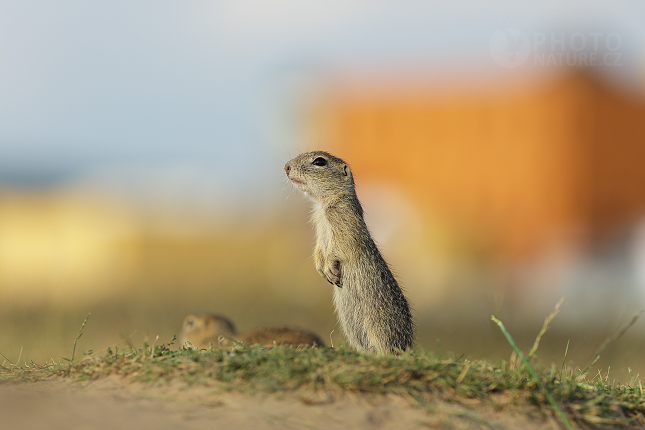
[284, 165, 291, 174]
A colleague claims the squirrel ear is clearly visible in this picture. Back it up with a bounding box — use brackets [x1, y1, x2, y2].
[342, 164, 349, 176]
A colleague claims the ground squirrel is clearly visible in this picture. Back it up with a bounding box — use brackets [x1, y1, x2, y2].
[179, 313, 324, 349]
[284, 151, 414, 354]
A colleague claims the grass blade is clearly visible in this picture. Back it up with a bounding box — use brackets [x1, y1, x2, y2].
[491, 315, 574, 430]
[0, 351, 15, 367]
[559, 339, 570, 382]
[580, 310, 643, 376]
[528, 297, 564, 360]
[67, 313, 91, 362]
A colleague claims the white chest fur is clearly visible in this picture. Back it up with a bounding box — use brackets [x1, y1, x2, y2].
[311, 202, 334, 255]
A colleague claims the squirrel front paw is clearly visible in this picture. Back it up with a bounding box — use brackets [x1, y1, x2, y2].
[314, 247, 329, 282]
[316, 267, 332, 284]
[324, 259, 342, 288]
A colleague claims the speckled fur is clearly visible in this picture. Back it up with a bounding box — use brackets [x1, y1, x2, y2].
[179, 313, 324, 349]
[285, 151, 414, 353]
[241, 326, 324, 348]
[179, 313, 237, 349]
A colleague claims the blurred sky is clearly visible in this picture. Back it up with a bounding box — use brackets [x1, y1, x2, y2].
[1, 1, 644, 205]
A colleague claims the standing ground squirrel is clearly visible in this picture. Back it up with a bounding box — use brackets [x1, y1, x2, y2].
[179, 313, 324, 349]
[285, 151, 414, 354]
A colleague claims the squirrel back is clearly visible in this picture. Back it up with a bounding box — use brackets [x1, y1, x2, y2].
[241, 326, 324, 348]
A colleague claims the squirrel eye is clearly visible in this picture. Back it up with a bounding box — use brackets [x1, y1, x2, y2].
[312, 157, 327, 166]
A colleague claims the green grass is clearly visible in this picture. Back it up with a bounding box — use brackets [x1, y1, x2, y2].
[2, 302, 644, 429]
[2, 339, 645, 428]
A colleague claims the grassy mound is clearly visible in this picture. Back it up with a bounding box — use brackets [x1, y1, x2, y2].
[3, 303, 645, 429]
[2, 339, 644, 429]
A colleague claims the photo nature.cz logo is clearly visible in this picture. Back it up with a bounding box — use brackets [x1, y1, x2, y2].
[489, 28, 622, 69]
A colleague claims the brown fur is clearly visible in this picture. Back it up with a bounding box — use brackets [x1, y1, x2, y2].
[285, 151, 414, 354]
[240, 326, 324, 348]
[179, 313, 324, 349]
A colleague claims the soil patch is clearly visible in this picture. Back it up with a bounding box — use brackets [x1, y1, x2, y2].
[0, 378, 552, 430]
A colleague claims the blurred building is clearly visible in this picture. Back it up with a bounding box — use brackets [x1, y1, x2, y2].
[312, 69, 645, 260]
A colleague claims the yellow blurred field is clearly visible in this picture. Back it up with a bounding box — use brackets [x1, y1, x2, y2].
[1, 191, 643, 383]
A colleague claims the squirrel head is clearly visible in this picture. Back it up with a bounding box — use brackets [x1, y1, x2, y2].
[284, 151, 356, 204]
[180, 313, 237, 348]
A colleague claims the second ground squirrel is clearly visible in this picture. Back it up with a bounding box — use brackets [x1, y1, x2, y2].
[179, 313, 324, 349]
[285, 151, 414, 354]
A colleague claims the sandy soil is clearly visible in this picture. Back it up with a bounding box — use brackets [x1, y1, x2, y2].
[0, 378, 555, 430]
